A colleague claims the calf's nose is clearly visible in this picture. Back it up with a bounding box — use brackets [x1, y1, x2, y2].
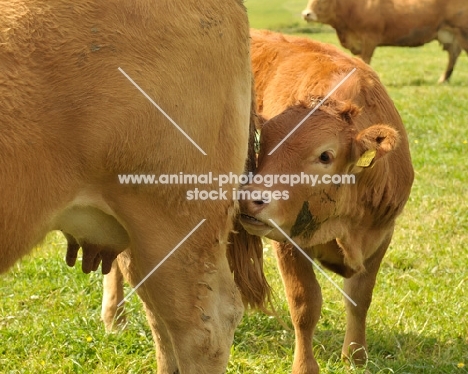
[247, 196, 269, 215]
[238, 186, 270, 217]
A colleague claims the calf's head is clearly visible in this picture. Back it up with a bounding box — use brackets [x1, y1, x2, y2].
[239, 101, 399, 248]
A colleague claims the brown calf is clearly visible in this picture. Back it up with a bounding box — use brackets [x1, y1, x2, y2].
[239, 30, 414, 373]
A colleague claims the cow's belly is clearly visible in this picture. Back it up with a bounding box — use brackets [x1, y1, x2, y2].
[385, 26, 437, 46]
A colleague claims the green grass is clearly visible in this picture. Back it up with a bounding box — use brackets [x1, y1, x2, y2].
[1, 1, 468, 373]
[245, 0, 305, 30]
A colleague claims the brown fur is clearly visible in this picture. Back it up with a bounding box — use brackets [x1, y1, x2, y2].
[240, 30, 414, 373]
[302, 0, 468, 83]
[0, 1, 254, 372]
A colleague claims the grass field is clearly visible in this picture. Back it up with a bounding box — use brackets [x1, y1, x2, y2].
[1, 1, 468, 373]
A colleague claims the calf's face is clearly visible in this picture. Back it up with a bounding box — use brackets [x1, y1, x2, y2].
[239, 103, 399, 248]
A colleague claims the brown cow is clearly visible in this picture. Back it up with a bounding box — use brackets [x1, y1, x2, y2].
[0, 1, 267, 373]
[239, 30, 414, 373]
[302, 0, 468, 83]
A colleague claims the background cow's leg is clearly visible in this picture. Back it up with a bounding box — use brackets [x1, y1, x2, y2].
[453, 31, 468, 79]
[438, 41, 461, 83]
[458, 30, 468, 50]
[342, 233, 392, 366]
[101, 260, 126, 332]
[358, 39, 377, 64]
[274, 241, 321, 374]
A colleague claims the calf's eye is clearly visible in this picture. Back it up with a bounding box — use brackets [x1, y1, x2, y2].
[319, 151, 332, 164]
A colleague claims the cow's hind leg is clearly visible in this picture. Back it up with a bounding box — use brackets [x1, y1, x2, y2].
[129, 248, 242, 373]
[101, 260, 126, 332]
[115, 252, 180, 373]
[342, 233, 391, 366]
[143, 301, 179, 373]
[115, 207, 244, 374]
[274, 241, 321, 374]
[438, 41, 461, 83]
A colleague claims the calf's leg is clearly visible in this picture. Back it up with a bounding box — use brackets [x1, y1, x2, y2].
[274, 241, 322, 374]
[342, 234, 391, 365]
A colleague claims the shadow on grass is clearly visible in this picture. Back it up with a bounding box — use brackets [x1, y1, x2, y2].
[270, 22, 336, 35]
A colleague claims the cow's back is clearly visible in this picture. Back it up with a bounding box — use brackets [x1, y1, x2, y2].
[307, 0, 468, 46]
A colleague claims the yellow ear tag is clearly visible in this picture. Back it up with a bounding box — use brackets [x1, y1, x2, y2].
[356, 149, 376, 167]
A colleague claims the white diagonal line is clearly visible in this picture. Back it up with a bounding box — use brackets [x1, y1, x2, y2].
[268, 219, 357, 307]
[118, 219, 206, 307]
[268, 68, 357, 156]
[118, 67, 207, 155]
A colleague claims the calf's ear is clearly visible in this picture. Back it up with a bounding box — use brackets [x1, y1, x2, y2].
[353, 124, 400, 167]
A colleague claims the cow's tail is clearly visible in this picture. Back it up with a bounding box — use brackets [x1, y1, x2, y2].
[227, 85, 273, 311]
[227, 219, 272, 311]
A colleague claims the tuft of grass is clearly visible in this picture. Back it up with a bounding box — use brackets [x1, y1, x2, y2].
[1, 1, 468, 373]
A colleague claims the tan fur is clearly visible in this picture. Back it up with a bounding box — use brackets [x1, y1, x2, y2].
[240, 30, 414, 373]
[0, 1, 254, 372]
[100, 83, 272, 332]
[302, 0, 468, 83]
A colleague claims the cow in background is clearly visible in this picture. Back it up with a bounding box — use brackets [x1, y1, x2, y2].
[239, 30, 414, 373]
[0, 1, 269, 373]
[302, 0, 468, 83]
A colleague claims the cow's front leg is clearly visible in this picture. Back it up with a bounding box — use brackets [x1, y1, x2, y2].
[342, 234, 391, 366]
[358, 37, 377, 64]
[274, 241, 322, 374]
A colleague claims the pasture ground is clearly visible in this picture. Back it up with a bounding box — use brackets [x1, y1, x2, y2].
[1, 1, 467, 372]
